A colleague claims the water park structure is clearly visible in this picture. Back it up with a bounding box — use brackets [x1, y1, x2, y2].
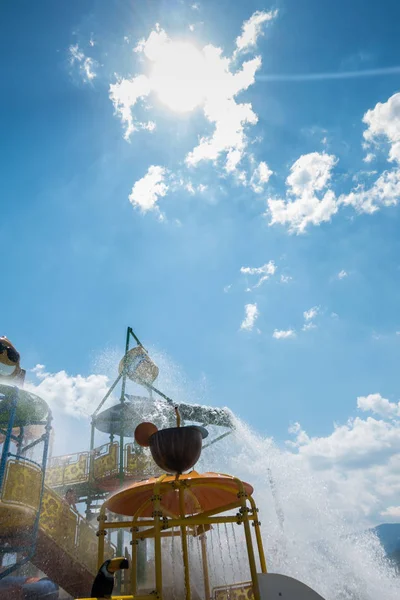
[0, 328, 328, 600]
[0, 329, 234, 598]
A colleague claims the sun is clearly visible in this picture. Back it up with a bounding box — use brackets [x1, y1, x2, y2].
[149, 41, 208, 113]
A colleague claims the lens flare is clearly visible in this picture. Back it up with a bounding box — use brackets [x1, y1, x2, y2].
[150, 42, 208, 112]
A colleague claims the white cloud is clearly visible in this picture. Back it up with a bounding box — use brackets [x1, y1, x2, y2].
[363, 92, 400, 164]
[304, 306, 319, 321]
[363, 152, 375, 163]
[134, 24, 169, 59]
[287, 421, 310, 445]
[27, 365, 110, 419]
[286, 394, 400, 492]
[109, 75, 153, 140]
[129, 165, 168, 213]
[273, 329, 296, 339]
[285, 402, 400, 523]
[235, 10, 278, 54]
[302, 306, 319, 331]
[337, 269, 348, 279]
[111, 16, 277, 179]
[183, 181, 207, 195]
[223, 284, 232, 293]
[240, 260, 277, 289]
[240, 303, 259, 331]
[250, 161, 273, 193]
[70, 44, 84, 63]
[268, 152, 338, 233]
[381, 505, 400, 519]
[186, 181, 195, 194]
[302, 322, 317, 331]
[185, 53, 262, 172]
[286, 152, 336, 195]
[339, 92, 400, 215]
[267, 92, 400, 232]
[69, 44, 97, 83]
[339, 167, 400, 214]
[280, 274, 292, 283]
[357, 393, 400, 418]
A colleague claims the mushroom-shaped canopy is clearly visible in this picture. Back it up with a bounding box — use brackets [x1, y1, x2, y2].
[104, 471, 254, 518]
[0, 385, 49, 428]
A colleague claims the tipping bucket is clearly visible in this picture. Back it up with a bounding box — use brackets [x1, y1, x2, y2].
[118, 346, 159, 385]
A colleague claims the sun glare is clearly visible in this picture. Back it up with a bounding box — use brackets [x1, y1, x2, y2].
[149, 41, 208, 113]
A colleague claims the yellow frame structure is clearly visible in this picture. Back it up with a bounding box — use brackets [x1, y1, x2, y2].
[90, 474, 267, 600]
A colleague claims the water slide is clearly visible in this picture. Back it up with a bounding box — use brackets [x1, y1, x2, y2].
[0, 459, 115, 597]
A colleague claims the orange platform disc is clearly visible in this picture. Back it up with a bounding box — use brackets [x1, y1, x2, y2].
[104, 471, 254, 517]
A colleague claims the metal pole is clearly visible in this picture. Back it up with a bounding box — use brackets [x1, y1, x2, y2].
[16, 426, 24, 456]
[128, 327, 147, 351]
[0, 387, 18, 491]
[119, 326, 131, 487]
[234, 478, 260, 600]
[86, 418, 96, 520]
[137, 379, 174, 406]
[92, 372, 123, 418]
[202, 430, 233, 449]
[29, 411, 52, 544]
[200, 534, 211, 600]
[179, 484, 191, 600]
[116, 327, 131, 593]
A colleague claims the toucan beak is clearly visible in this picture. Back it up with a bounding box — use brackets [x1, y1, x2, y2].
[106, 557, 129, 574]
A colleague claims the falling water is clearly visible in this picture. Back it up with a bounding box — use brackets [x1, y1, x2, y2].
[194, 416, 400, 600]
[49, 348, 400, 599]
[130, 396, 400, 600]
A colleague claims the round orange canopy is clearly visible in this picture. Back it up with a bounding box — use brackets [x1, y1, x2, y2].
[104, 471, 254, 518]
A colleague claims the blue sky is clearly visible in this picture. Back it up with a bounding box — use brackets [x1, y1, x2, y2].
[2, 0, 400, 521]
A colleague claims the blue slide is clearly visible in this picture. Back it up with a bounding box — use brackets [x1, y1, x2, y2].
[0, 576, 59, 599]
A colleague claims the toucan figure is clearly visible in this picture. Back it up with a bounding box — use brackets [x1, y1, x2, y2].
[91, 557, 129, 599]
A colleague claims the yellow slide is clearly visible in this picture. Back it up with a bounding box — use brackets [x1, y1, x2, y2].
[0, 458, 115, 598]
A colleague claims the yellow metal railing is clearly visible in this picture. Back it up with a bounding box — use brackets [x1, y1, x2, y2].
[125, 444, 160, 479]
[93, 442, 119, 481]
[39, 482, 115, 572]
[1, 459, 43, 510]
[0, 457, 115, 574]
[213, 582, 254, 600]
[40, 485, 79, 554]
[46, 443, 158, 488]
[45, 452, 89, 487]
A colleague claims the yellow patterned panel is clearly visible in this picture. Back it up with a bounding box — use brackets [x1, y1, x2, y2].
[60, 504, 79, 554]
[77, 518, 98, 574]
[214, 583, 254, 600]
[39, 487, 78, 554]
[125, 444, 160, 479]
[77, 516, 116, 574]
[1, 459, 42, 511]
[46, 452, 89, 487]
[94, 443, 118, 481]
[76, 597, 134, 600]
[39, 487, 65, 538]
[63, 453, 89, 484]
[45, 464, 64, 487]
